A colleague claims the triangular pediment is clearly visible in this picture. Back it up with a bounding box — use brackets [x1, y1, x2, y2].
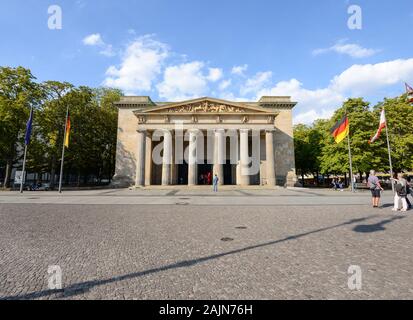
[140, 97, 274, 114]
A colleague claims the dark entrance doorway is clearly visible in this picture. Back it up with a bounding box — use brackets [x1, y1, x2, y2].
[177, 163, 188, 185]
[198, 164, 213, 185]
[224, 160, 236, 185]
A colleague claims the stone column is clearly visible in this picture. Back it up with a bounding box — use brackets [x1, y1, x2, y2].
[213, 129, 225, 185]
[266, 129, 276, 186]
[239, 129, 250, 186]
[144, 132, 153, 186]
[162, 130, 172, 186]
[188, 130, 198, 186]
[135, 130, 146, 187]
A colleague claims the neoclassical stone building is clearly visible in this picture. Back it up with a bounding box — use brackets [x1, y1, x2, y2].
[112, 96, 297, 187]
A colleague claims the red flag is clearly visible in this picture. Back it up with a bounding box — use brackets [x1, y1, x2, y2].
[369, 109, 386, 144]
[406, 83, 413, 103]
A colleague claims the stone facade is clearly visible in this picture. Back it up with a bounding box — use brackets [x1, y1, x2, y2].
[112, 96, 298, 188]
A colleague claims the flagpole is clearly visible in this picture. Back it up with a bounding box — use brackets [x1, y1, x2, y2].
[384, 108, 395, 194]
[19, 144, 28, 194]
[347, 133, 355, 193]
[58, 106, 69, 194]
[20, 105, 33, 194]
[344, 110, 355, 193]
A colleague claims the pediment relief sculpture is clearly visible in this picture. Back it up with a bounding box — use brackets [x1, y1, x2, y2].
[165, 101, 246, 113]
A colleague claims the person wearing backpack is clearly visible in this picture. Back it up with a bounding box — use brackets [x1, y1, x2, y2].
[367, 170, 384, 208]
[406, 176, 412, 209]
[391, 173, 408, 212]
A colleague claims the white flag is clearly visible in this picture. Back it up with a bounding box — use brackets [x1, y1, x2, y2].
[369, 109, 386, 144]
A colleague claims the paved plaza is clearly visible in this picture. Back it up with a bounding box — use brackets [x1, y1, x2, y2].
[0, 187, 412, 300]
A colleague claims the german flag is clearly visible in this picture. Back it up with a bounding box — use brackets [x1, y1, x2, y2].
[330, 115, 349, 144]
[64, 111, 71, 148]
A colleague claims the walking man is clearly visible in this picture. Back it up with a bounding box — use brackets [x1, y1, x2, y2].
[368, 170, 384, 208]
[213, 174, 219, 193]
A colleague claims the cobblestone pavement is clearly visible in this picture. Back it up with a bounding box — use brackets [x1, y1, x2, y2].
[0, 188, 412, 300]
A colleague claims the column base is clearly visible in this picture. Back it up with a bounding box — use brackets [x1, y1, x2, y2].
[266, 178, 276, 186]
[111, 175, 134, 188]
[286, 171, 299, 187]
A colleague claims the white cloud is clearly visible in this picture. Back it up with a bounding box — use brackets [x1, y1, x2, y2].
[257, 79, 344, 124]
[83, 33, 104, 46]
[99, 45, 115, 57]
[83, 33, 115, 57]
[157, 61, 209, 101]
[241, 71, 272, 96]
[313, 40, 379, 58]
[104, 35, 169, 93]
[219, 79, 232, 91]
[97, 33, 413, 125]
[257, 58, 413, 124]
[293, 109, 335, 125]
[207, 68, 223, 82]
[331, 58, 413, 95]
[231, 64, 248, 76]
[219, 91, 248, 102]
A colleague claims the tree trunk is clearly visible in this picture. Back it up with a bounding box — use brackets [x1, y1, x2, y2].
[50, 155, 57, 190]
[3, 160, 12, 188]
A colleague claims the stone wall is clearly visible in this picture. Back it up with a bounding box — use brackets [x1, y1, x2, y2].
[274, 109, 298, 187]
[112, 108, 138, 187]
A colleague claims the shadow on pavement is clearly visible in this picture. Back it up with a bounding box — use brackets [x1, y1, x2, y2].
[353, 215, 406, 233]
[1, 214, 390, 300]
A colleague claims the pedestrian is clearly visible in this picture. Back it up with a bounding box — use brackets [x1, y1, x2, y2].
[213, 174, 219, 192]
[200, 174, 204, 185]
[406, 176, 412, 209]
[338, 178, 344, 192]
[332, 178, 337, 191]
[207, 172, 212, 185]
[391, 173, 409, 212]
[353, 175, 357, 192]
[367, 170, 384, 208]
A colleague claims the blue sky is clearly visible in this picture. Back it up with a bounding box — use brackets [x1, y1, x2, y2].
[0, 0, 412, 123]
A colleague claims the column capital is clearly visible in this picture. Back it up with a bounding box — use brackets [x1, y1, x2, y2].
[265, 129, 276, 134]
[239, 128, 250, 134]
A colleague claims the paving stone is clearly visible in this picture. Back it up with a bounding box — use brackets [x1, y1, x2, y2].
[0, 189, 412, 300]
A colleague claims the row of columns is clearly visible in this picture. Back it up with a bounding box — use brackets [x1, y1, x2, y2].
[135, 129, 277, 187]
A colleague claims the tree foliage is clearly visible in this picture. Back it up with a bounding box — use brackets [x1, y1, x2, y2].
[0, 66, 121, 188]
[295, 97, 413, 180]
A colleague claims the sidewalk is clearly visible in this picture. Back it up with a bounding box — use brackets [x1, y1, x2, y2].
[0, 187, 395, 206]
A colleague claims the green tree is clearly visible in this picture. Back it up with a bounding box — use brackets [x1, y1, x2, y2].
[36, 81, 74, 188]
[373, 95, 413, 173]
[0, 67, 43, 188]
[319, 98, 376, 181]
